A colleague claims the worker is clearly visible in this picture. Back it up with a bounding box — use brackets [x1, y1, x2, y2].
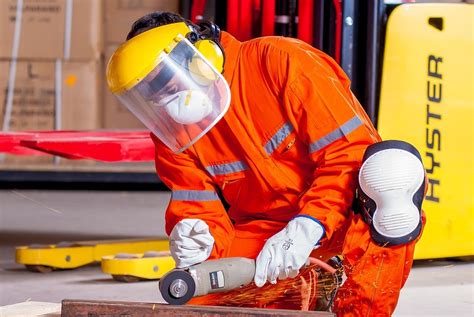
[106, 12, 426, 316]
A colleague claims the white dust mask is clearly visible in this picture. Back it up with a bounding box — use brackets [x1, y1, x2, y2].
[159, 90, 213, 125]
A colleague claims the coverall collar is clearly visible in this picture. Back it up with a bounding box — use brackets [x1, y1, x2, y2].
[220, 31, 241, 86]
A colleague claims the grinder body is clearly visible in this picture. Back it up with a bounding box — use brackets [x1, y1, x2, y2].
[159, 257, 255, 305]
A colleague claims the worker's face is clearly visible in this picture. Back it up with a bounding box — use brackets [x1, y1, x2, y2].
[148, 75, 186, 105]
[147, 73, 219, 110]
[139, 41, 222, 107]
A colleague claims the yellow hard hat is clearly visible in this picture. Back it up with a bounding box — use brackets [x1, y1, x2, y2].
[106, 22, 224, 94]
[105, 21, 230, 154]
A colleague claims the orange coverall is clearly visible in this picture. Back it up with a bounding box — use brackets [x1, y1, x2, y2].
[153, 32, 420, 316]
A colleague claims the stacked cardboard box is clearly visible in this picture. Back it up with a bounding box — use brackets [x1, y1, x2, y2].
[0, 0, 180, 168]
[0, 61, 101, 131]
[0, 0, 103, 165]
[102, 0, 180, 129]
[0, 0, 102, 60]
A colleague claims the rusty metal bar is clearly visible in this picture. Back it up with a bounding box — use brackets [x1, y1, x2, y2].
[61, 299, 335, 316]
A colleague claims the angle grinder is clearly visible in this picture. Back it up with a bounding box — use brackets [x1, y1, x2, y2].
[159, 257, 255, 305]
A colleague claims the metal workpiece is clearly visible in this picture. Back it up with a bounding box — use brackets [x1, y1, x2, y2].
[61, 299, 335, 316]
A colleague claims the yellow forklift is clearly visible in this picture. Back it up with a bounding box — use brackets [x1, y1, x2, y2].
[377, 1, 473, 259]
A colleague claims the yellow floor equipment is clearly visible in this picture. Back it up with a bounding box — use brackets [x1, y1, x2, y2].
[16, 238, 169, 273]
[101, 251, 175, 282]
[378, 3, 474, 259]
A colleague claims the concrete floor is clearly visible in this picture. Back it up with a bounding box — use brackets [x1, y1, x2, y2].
[0, 190, 473, 316]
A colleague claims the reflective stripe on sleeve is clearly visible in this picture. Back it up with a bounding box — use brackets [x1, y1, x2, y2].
[264, 122, 294, 155]
[309, 116, 363, 153]
[171, 190, 220, 201]
[205, 161, 248, 176]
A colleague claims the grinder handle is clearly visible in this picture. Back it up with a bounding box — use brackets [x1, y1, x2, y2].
[189, 257, 255, 297]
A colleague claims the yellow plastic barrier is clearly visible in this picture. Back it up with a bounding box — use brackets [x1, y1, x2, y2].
[101, 251, 175, 282]
[16, 238, 169, 272]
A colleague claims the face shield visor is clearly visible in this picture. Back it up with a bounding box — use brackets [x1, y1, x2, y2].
[115, 36, 231, 153]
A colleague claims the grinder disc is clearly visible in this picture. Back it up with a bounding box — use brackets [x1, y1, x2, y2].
[159, 270, 196, 305]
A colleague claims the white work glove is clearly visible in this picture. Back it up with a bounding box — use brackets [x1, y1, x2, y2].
[254, 216, 325, 287]
[169, 219, 215, 268]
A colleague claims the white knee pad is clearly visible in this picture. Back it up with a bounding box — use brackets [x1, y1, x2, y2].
[356, 140, 425, 246]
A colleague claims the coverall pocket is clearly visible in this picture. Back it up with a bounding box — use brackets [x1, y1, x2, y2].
[279, 137, 297, 156]
[270, 131, 312, 191]
[217, 173, 246, 207]
[217, 172, 273, 215]
[271, 131, 303, 161]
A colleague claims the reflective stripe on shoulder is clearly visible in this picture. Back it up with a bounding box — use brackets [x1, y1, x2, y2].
[205, 161, 248, 176]
[309, 116, 363, 153]
[171, 190, 220, 201]
[264, 122, 294, 155]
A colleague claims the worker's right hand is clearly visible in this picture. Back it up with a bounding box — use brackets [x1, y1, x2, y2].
[169, 218, 215, 268]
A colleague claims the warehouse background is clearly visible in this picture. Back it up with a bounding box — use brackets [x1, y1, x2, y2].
[0, 0, 472, 316]
[0, 0, 382, 176]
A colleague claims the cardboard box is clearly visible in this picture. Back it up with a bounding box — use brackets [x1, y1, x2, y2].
[104, 0, 180, 44]
[102, 0, 179, 129]
[0, 60, 100, 132]
[0, 0, 103, 60]
[102, 80, 146, 129]
[102, 44, 144, 129]
[0, 59, 101, 165]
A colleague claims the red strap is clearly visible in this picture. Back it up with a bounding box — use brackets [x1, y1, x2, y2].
[332, 0, 342, 64]
[261, 0, 275, 36]
[239, 0, 254, 40]
[297, 0, 314, 44]
[0, 132, 46, 156]
[0, 131, 154, 162]
[227, 0, 240, 38]
[190, 0, 207, 23]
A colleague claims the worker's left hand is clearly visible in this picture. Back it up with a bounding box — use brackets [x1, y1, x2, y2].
[254, 216, 325, 287]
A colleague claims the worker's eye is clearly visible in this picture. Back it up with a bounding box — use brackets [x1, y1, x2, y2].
[163, 83, 179, 96]
[150, 84, 178, 103]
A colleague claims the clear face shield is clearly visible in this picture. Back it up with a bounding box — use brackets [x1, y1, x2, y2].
[115, 36, 231, 153]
